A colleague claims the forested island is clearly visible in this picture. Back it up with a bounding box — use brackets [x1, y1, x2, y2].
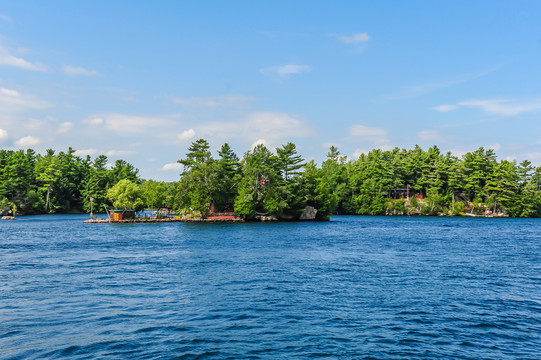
[2, 140, 541, 220]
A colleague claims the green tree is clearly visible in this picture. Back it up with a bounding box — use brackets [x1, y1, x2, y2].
[106, 179, 143, 210]
[35, 150, 62, 213]
[177, 139, 219, 213]
[215, 143, 241, 211]
[275, 142, 306, 217]
[484, 160, 517, 214]
[80, 155, 112, 213]
[301, 160, 334, 219]
[320, 146, 348, 214]
[462, 147, 497, 202]
[234, 144, 282, 218]
[141, 180, 167, 210]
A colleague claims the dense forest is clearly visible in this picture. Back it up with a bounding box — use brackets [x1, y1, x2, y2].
[2, 140, 541, 219]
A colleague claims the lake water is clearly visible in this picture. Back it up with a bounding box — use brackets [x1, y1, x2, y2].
[1, 215, 540, 359]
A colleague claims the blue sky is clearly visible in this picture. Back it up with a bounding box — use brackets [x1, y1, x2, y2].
[1, 1, 541, 181]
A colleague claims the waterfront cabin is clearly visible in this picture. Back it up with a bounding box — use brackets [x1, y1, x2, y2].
[388, 188, 424, 200]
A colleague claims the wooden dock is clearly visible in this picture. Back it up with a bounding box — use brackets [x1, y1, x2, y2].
[83, 217, 244, 224]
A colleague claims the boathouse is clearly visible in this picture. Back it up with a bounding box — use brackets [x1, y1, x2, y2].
[108, 209, 136, 221]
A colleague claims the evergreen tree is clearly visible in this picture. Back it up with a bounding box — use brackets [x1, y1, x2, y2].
[234, 144, 282, 217]
[215, 143, 240, 211]
[177, 139, 218, 213]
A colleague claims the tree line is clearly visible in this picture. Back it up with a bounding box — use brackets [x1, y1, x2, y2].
[2, 141, 541, 218]
[0, 148, 140, 215]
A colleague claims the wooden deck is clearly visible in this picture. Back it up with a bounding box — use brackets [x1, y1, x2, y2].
[83, 217, 244, 224]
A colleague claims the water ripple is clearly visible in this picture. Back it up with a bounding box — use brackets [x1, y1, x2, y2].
[1, 215, 540, 359]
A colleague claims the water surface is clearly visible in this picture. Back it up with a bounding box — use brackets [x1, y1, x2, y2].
[1, 215, 540, 359]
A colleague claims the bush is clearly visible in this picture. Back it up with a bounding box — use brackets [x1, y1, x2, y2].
[386, 199, 406, 215]
[451, 201, 466, 216]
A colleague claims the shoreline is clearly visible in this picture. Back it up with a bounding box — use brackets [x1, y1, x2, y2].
[83, 217, 245, 224]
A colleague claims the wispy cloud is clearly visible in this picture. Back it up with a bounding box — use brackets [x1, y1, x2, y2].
[260, 64, 313, 80]
[62, 65, 102, 77]
[322, 142, 340, 149]
[348, 124, 390, 145]
[74, 148, 98, 156]
[417, 129, 443, 142]
[433, 104, 458, 112]
[0, 87, 51, 111]
[57, 122, 73, 134]
[334, 32, 370, 44]
[73, 148, 135, 157]
[199, 111, 311, 146]
[171, 94, 253, 107]
[433, 97, 541, 117]
[379, 65, 501, 102]
[162, 162, 183, 171]
[0, 46, 47, 71]
[0, 13, 12, 23]
[89, 117, 104, 125]
[353, 148, 369, 158]
[178, 128, 195, 141]
[251, 139, 268, 149]
[106, 150, 135, 157]
[458, 98, 541, 116]
[87, 113, 176, 135]
[15, 135, 40, 147]
[0, 128, 8, 142]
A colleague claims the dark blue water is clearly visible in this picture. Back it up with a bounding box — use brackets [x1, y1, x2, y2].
[1, 215, 540, 359]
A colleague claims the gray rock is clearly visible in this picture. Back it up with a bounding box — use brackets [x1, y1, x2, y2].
[255, 215, 278, 221]
[0, 209, 12, 216]
[299, 206, 317, 220]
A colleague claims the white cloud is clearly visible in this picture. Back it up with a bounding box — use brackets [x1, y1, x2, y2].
[379, 144, 394, 151]
[74, 148, 98, 156]
[15, 135, 40, 147]
[348, 125, 389, 144]
[89, 117, 104, 125]
[106, 150, 135, 157]
[88, 113, 174, 135]
[353, 148, 368, 158]
[162, 162, 183, 171]
[0, 88, 19, 97]
[251, 139, 268, 149]
[199, 111, 311, 144]
[24, 118, 46, 131]
[57, 122, 73, 134]
[0, 46, 47, 71]
[323, 142, 340, 149]
[337, 32, 370, 44]
[524, 152, 541, 161]
[417, 129, 443, 142]
[0, 87, 51, 111]
[178, 128, 195, 141]
[0, 13, 12, 23]
[171, 94, 253, 107]
[62, 65, 102, 77]
[260, 64, 313, 79]
[379, 65, 501, 102]
[0, 128, 7, 142]
[433, 104, 458, 112]
[458, 98, 541, 116]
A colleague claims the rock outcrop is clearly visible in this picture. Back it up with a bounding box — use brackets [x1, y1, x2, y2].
[0, 209, 12, 216]
[299, 206, 317, 220]
[255, 214, 278, 221]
